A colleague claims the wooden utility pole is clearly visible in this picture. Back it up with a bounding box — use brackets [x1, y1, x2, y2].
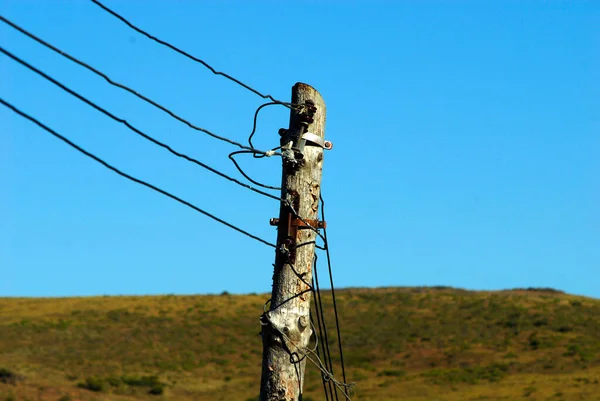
[259, 83, 328, 401]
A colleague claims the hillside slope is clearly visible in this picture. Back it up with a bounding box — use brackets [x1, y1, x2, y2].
[1, 287, 599, 401]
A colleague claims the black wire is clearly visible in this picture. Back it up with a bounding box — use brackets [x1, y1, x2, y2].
[264, 224, 344, 400]
[286, 262, 314, 292]
[0, 46, 280, 201]
[229, 150, 281, 191]
[312, 268, 335, 401]
[249, 102, 287, 160]
[310, 313, 331, 401]
[0, 98, 276, 248]
[230, 160, 329, 248]
[267, 256, 332, 399]
[313, 253, 339, 401]
[225, 102, 328, 246]
[0, 17, 298, 204]
[289, 203, 328, 245]
[90, 0, 290, 108]
[293, 356, 302, 399]
[227, 100, 293, 190]
[292, 241, 326, 251]
[266, 288, 312, 312]
[248, 101, 296, 152]
[0, 15, 269, 154]
[320, 194, 349, 397]
[4, 9, 348, 393]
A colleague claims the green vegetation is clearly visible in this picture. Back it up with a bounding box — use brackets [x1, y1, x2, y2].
[422, 363, 511, 385]
[76, 374, 165, 396]
[0, 287, 599, 400]
[77, 377, 105, 393]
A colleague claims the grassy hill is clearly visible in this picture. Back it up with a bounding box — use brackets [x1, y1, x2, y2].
[1, 287, 599, 401]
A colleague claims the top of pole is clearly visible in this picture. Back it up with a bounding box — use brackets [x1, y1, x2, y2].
[291, 83, 326, 141]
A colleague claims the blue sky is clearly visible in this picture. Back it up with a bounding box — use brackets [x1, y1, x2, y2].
[1, 1, 598, 298]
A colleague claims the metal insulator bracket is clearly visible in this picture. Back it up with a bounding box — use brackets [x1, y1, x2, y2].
[269, 218, 326, 229]
[301, 132, 333, 150]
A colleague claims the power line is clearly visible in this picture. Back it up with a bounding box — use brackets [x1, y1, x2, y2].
[321, 194, 349, 396]
[229, 150, 281, 191]
[3, 8, 347, 391]
[312, 258, 338, 401]
[4, 7, 347, 395]
[0, 97, 276, 248]
[269, 196, 350, 400]
[311, 313, 331, 401]
[1, 45, 322, 244]
[0, 14, 277, 155]
[0, 45, 281, 201]
[313, 253, 341, 401]
[89, 0, 290, 107]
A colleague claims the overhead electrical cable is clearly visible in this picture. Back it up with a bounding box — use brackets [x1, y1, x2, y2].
[0, 98, 276, 248]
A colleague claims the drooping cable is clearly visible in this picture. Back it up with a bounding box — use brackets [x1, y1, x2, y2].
[89, 0, 290, 108]
[312, 267, 337, 401]
[0, 15, 275, 154]
[0, 45, 280, 201]
[0, 98, 276, 248]
[320, 194, 349, 391]
[313, 253, 340, 401]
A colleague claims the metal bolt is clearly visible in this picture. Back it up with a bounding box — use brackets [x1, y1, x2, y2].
[324, 141, 333, 150]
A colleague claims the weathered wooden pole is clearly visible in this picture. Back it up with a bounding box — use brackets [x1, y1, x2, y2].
[259, 83, 327, 401]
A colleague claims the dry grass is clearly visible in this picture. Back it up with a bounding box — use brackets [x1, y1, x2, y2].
[1, 287, 599, 400]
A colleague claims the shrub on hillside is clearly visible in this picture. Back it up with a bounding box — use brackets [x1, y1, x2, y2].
[77, 376, 105, 392]
[377, 369, 406, 378]
[423, 363, 511, 385]
[0, 368, 23, 385]
[78, 374, 166, 395]
[122, 375, 165, 395]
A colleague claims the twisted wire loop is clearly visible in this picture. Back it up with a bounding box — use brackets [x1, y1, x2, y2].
[89, 0, 292, 109]
[227, 101, 296, 191]
[0, 98, 276, 248]
[261, 309, 355, 400]
[248, 101, 300, 152]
